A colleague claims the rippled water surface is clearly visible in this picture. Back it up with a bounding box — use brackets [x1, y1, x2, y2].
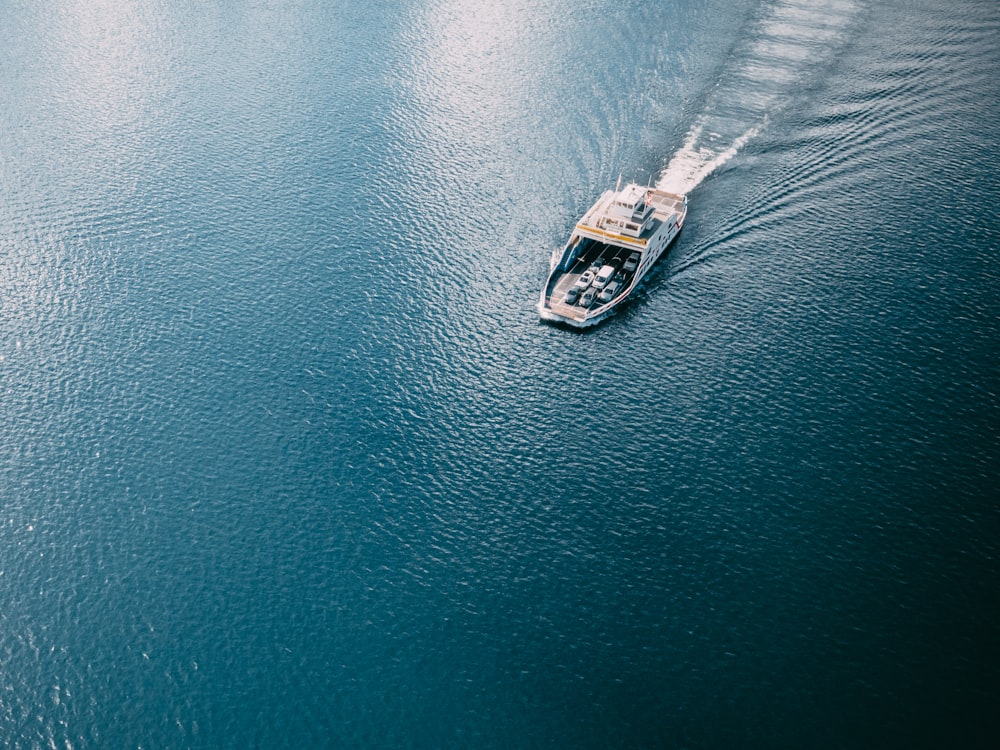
[2, 0, 998, 747]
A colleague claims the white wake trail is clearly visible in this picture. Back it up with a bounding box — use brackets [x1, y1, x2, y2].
[657, 0, 860, 195]
[657, 120, 764, 195]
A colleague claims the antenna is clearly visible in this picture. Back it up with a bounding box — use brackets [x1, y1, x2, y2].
[615, 173, 622, 192]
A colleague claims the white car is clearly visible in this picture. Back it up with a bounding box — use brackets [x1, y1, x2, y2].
[592, 264, 616, 290]
[573, 270, 596, 290]
[623, 252, 640, 273]
[597, 280, 621, 303]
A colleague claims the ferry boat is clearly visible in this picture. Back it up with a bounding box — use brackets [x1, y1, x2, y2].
[538, 181, 687, 327]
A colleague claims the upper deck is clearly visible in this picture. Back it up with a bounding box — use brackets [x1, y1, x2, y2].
[575, 187, 687, 248]
[646, 189, 687, 222]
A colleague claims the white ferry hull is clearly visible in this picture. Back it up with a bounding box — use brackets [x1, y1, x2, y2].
[538, 185, 687, 328]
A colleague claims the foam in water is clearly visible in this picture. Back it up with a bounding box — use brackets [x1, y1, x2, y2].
[658, 0, 859, 194]
[657, 120, 764, 195]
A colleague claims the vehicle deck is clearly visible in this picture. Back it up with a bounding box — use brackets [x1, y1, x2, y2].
[543, 239, 638, 320]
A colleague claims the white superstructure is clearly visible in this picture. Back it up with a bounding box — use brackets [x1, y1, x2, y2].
[538, 182, 687, 327]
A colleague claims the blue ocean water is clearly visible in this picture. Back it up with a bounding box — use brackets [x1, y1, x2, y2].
[2, 0, 998, 747]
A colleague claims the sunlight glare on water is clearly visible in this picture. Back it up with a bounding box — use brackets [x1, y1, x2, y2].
[1, 0, 998, 746]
